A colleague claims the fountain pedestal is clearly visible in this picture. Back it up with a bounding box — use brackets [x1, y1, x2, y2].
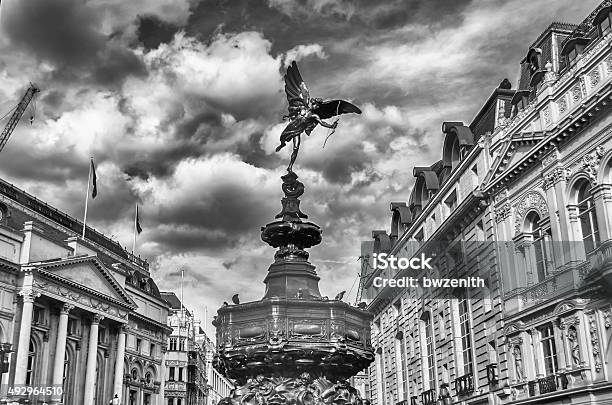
[213, 172, 374, 404]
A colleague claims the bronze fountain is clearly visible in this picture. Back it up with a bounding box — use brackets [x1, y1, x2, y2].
[213, 62, 373, 405]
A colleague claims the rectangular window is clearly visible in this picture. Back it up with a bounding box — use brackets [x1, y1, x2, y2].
[169, 367, 175, 381]
[445, 190, 458, 213]
[601, 16, 611, 35]
[136, 338, 142, 353]
[415, 229, 424, 244]
[179, 338, 185, 351]
[98, 326, 107, 344]
[541, 324, 558, 375]
[169, 337, 177, 351]
[67, 318, 78, 336]
[424, 314, 436, 385]
[150, 343, 156, 357]
[32, 306, 44, 325]
[458, 298, 473, 375]
[396, 335, 407, 400]
[475, 220, 485, 241]
[579, 193, 600, 254]
[178, 367, 183, 381]
[568, 48, 578, 64]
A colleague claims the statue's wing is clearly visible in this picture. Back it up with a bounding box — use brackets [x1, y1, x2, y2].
[284, 61, 310, 108]
[313, 100, 361, 119]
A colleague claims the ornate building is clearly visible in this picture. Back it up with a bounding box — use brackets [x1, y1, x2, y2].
[0, 176, 171, 404]
[160, 292, 208, 405]
[196, 332, 233, 405]
[360, 1, 612, 404]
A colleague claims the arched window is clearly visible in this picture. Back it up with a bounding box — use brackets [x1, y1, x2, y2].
[577, 181, 600, 254]
[26, 338, 36, 385]
[524, 212, 553, 282]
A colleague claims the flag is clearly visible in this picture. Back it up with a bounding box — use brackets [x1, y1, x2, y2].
[136, 205, 142, 234]
[90, 159, 97, 199]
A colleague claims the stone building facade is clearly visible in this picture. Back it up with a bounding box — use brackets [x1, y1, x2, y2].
[197, 332, 233, 405]
[160, 292, 207, 405]
[360, 1, 612, 404]
[0, 176, 171, 404]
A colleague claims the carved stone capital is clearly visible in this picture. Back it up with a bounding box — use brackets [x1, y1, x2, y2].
[120, 324, 130, 334]
[60, 303, 75, 315]
[495, 203, 511, 223]
[19, 288, 40, 303]
[92, 314, 104, 324]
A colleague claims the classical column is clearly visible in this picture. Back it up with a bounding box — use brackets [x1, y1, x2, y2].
[113, 325, 128, 400]
[51, 303, 74, 403]
[158, 343, 167, 405]
[14, 289, 40, 385]
[83, 314, 103, 404]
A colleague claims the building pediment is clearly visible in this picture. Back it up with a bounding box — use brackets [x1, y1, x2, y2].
[32, 256, 136, 310]
[487, 135, 545, 185]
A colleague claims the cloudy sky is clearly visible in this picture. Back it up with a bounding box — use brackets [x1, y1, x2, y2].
[0, 0, 601, 329]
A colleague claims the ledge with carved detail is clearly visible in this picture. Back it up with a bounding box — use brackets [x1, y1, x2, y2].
[502, 241, 612, 316]
[509, 366, 595, 402]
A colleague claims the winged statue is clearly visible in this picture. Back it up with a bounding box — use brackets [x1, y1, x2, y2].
[276, 61, 362, 172]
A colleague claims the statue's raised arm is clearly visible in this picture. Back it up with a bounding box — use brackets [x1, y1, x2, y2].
[276, 61, 361, 172]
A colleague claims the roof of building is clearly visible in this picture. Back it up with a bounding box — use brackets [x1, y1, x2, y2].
[0, 177, 149, 271]
[160, 291, 193, 316]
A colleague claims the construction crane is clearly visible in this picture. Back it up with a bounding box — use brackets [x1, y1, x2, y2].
[0, 84, 39, 153]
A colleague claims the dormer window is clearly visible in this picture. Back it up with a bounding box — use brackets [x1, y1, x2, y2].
[600, 15, 611, 35]
[510, 90, 530, 116]
[561, 36, 590, 68]
[567, 47, 578, 64]
[527, 48, 542, 75]
[594, 6, 612, 37]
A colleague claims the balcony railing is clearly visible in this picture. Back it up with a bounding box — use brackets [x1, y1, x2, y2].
[421, 389, 437, 405]
[528, 380, 537, 397]
[454, 373, 474, 396]
[538, 375, 557, 395]
[396, 400, 407, 405]
[410, 396, 418, 405]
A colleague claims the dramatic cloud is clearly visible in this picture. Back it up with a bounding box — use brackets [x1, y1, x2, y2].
[0, 0, 602, 327]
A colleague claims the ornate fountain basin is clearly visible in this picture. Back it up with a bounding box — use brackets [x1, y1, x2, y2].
[213, 297, 374, 384]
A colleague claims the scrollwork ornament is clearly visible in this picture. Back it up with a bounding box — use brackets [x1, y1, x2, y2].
[589, 68, 601, 87]
[514, 191, 549, 234]
[495, 203, 511, 223]
[574, 146, 606, 184]
[588, 314, 602, 372]
[219, 374, 366, 405]
[557, 96, 568, 115]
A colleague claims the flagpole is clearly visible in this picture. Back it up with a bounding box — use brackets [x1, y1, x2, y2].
[82, 158, 92, 239]
[132, 204, 137, 254]
[180, 268, 185, 343]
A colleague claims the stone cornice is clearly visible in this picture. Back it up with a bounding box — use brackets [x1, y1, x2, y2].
[485, 85, 612, 195]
